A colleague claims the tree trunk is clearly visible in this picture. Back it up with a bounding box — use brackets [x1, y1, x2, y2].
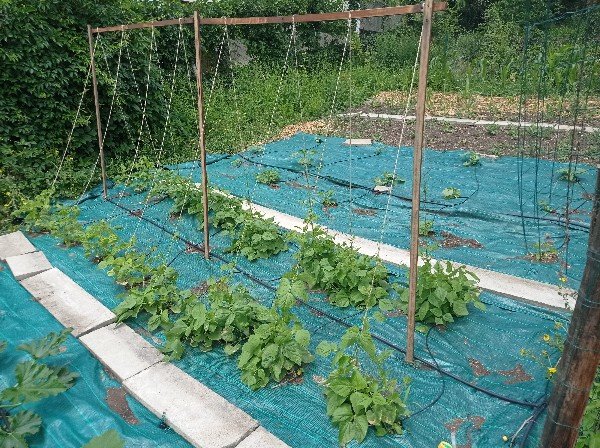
[540, 169, 600, 447]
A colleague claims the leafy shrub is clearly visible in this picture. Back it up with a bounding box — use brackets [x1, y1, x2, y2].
[82, 221, 132, 262]
[98, 247, 156, 289]
[317, 323, 410, 446]
[399, 258, 484, 325]
[292, 227, 392, 309]
[237, 278, 314, 390]
[115, 265, 191, 327]
[256, 169, 281, 186]
[163, 279, 270, 360]
[228, 214, 288, 261]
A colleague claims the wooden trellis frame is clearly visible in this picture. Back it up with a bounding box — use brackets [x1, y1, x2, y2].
[88, 0, 447, 362]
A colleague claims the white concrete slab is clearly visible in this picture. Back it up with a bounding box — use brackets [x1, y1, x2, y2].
[20, 268, 115, 337]
[341, 112, 599, 133]
[79, 323, 163, 382]
[0, 231, 36, 261]
[124, 362, 258, 448]
[237, 427, 290, 448]
[6, 251, 52, 280]
[373, 185, 392, 193]
[229, 196, 576, 310]
[344, 138, 373, 145]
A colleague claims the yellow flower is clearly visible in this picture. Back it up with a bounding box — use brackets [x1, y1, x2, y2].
[548, 367, 557, 375]
[502, 435, 509, 442]
[543, 334, 551, 342]
[559, 276, 567, 283]
[519, 348, 527, 356]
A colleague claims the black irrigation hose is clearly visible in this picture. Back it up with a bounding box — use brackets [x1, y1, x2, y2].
[237, 154, 591, 232]
[516, 401, 548, 448]
[102, 198, 546, 411]
[207, 246, 542, 409]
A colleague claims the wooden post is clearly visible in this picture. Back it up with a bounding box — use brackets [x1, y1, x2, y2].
[193, 11, 210, 259]
[87, 25, 108, 198]
[406, 0, 435, 363]
[540, 169, 600, 447]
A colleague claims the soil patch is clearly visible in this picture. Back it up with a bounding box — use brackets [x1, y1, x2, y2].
[106, 387, 139, 425]
[468, 358, 491, 377]
[440, 231, 483, 249]
[498, 364, 533, 385]
[352, 207, 377, 216]
[191, 281, 209, 296]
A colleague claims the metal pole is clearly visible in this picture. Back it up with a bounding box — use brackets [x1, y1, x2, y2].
[87, 24, 108, 198]
[194, 11, 210, 259]
[406, 0, 434, 363]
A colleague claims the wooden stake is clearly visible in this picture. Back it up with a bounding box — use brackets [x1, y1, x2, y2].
[87, 25, 108, 198]
[540, 169, 600, 447]
[194, 11, 210, 259]
[406, 0, 435, 364]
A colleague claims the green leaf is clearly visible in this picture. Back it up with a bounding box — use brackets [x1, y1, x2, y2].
[294, 329, 310, 347]
[17, 329, 72, 359]
[1, 360, 78, 405]
[452, 301, 469, 316]
[316, 341, 338, 357]
[0, 411, 42, 448]
[82, 429, 125, 448]
[331, 403, 353, 423]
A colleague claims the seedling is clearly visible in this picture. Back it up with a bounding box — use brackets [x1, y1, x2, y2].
[256, 169, 281, 186]
[293, 148, 316, 168]
[442, 187, 461, 200]
[419, 220, 435, 237]
[485, 124, 500, 136]
[374, 172, 404, 188]
[557, 167, 586, 183]
[462, 152, 480, 167]
[320, 190, 338, 208]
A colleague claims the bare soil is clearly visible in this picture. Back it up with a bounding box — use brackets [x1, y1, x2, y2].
[106, 387, 139, 425]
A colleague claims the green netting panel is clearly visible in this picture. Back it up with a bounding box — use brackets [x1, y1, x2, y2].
[168, 132, 593, 289]
[27, 174, 572, 447]
[0, 264, 192, 448]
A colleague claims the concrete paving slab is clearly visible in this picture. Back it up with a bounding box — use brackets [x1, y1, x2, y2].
[236, 197, 576, 310]
[6, 251, 52, 280]
[341, 112, 599, 133]
[20, 268, 115, 337]
[344, 138, 372, 145]
[79, 323, 163, 382]
[124, 362, 258, 448]
[237, 427, 290, 448]
[0, 231, 36, 261]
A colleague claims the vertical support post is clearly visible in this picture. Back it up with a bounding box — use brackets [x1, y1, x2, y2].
[540, 169, 600, 448]
[87, 25, 108, 198]
[406, 0, 434, 363]
[194, 11, 210, 259]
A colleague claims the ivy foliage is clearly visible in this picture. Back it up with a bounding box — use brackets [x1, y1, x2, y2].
[291, 226, 393, 308]
[399, 258, 485, 325]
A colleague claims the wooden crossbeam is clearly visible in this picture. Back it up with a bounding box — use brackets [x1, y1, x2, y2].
[92, 3, 447, 33]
